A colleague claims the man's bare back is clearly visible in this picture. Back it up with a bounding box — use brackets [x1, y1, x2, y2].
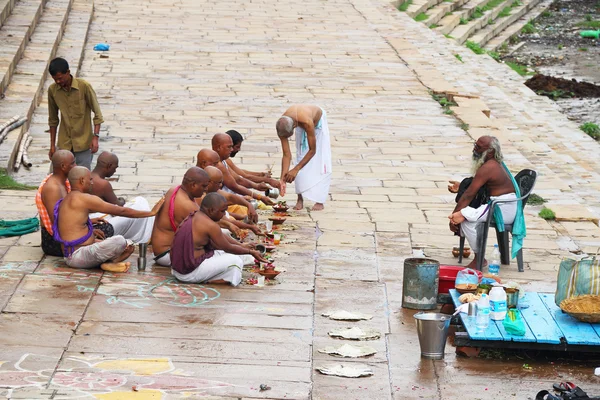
[41, 175, 69, 224]
[282, 104, 322, 127]
[151, 186, 199, 255]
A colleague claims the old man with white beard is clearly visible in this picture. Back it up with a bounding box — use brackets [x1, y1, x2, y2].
[447, 136, 521, 269]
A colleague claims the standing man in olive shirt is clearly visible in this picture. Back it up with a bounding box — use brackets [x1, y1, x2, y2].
[47, 58, 104, 169]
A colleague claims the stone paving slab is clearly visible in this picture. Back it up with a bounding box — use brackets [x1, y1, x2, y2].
[1, 0, 600, 397]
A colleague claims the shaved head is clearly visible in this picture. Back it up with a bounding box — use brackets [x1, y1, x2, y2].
[211, 133, 233, 160]
[205, 166, 223, 181]
[68, 166, 91, 192]
[181, 166, 209, 198]
[96, 151, 118, 166]
[196, 148, 221, 169]
[205, 166, 224, 193]
[52, 150, 75, 170]
[201, 192, 227, 210]
[182, 166, 208, 185]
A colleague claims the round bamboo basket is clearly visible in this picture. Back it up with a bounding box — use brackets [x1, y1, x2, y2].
[560, 295, 600, 323]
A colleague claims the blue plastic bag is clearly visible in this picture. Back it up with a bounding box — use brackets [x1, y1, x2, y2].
[94, 43, 110, 51]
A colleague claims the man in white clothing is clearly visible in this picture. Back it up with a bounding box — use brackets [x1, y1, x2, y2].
[276, 104, 332, 211]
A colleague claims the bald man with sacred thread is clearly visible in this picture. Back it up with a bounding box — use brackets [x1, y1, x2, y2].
[276, 104, 332, 211]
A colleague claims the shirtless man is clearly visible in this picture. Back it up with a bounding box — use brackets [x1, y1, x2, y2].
[54, 167, 163, 272]
[197, 147, 264, 221]
[151, 167, 209, 267]
[170, 193, 268, 286]
[211, 133, 274, 206]
[448, 136, 517, 268]
[276, 104, 332, 211]
[36, 150, 77, 256]
[90, 151, 154, 243]
[225, 130, 281, 189]
[201, 166, 263, 236]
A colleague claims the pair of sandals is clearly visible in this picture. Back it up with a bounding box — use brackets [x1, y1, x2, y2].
[536, 382, 600, 400]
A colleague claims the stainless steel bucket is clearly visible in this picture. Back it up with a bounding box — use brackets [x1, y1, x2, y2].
[414, 312, 451, 359]
[402, 258, 440, 310]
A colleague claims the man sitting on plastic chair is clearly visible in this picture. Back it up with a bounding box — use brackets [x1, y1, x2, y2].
[448, 136, 526, 270]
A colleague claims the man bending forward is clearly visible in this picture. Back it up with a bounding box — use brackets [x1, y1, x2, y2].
[170, 193, 267, 286]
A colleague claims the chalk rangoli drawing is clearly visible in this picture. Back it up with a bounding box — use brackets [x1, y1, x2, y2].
[0, 353, 240, 398]
[99, 274, 221, 308]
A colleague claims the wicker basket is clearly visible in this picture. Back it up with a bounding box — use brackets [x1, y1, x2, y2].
[560, 295, 600, 323]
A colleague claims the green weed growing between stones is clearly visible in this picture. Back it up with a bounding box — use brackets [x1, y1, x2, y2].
[499, 7, 511, 17]
[576, 19, 600, 28]
[454, 54, 464, 62]
[415, 12, 429, 21]
[459, 17, 468, 25]
[527, 194, 545, 206]
[398, 0, 412, 11]
[539, 207, 556, 220]
[506, 61, 529, 76]
[580, 122, 600, 139]
[466, 40, 485, 54]
[460, 122, 470, 131]
[521, 21, 536, 34]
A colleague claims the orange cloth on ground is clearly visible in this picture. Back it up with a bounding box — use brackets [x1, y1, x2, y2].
[227, 205, 248, 216]
[36, 174, 71, 234]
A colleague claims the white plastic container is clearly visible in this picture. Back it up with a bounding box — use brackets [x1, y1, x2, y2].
[489, 286, 507, 320]
[476, 294, 490, 330]
[489, 244, 500, 275]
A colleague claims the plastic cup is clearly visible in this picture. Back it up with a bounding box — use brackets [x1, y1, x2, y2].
[265, 220, 273, 232]
[273, 233, 281, 245]
[257, 275, 265, 287]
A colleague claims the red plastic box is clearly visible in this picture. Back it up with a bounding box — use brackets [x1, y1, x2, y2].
[438, 265, 483, 294]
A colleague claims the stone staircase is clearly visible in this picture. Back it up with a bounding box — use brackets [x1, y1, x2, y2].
[398, 0, 553, 49]
[0, 0, 93, 173]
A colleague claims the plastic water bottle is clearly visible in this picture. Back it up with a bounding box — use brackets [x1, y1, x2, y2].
[489, 244, 501, 275]
[476, 294, 490, 331]
[489, 286, 507, 320]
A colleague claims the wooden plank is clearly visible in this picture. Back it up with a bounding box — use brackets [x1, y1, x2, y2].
[539, 293, 600, 345]
[450, 289, 504, 341]
[492, 312, 537, 343]
[519, 293, 562, 344]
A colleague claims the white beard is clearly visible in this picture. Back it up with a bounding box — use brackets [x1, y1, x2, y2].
[470, 149, 491, 176]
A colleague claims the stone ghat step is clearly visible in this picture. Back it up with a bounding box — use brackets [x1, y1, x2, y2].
[0, 0, 75, 170]
[0, 0, 47, 96]
[448, 0, 513, 44]
[484, 0, 553, 51]
[0, 0, 17, 28]
[434, 0, 495, 36]
[404, 0, 444, 18]
[469, 0, 542, 47]
[11, 0, 93, 182]
[422, 0, 470, 27]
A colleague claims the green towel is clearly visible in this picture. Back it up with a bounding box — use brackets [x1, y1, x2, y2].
[492, 163, 526, 258]
[0, 217, 39, 237]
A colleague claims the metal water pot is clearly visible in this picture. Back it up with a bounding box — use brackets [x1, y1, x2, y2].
[249, 199, 259, 209]
[265, 188, 280, 199]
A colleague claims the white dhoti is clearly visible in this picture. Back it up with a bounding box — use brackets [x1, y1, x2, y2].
[171, 250, 247, 286]
[294, 108, 332, 204]
[153, 251, 171, 267]
[66, 235, 127, 269]
[90, 197, 154, 243]
[460, 193, 517, 254]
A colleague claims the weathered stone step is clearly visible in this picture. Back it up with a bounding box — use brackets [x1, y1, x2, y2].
[0, 0, 17, 28]
[469, 0, 542, 47]
[405, 0, 444, 18]
[0, 0, 75, 170]
[484, 0, 553, 51]
[11, 0, 93, 181]
[434, 0, 495, 35]
[449, 0, 512, 44]
[423, 0, 470, 27]
[0, 0, 47, 96]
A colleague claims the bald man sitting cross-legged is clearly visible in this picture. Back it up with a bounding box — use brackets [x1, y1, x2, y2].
[199, 166, 263, 237]
[54, 167, 164, 272]
[197, 147, 263, 221]
[170, 193, 268, 286]
[90, 151, 154, 243]
[36, 150, 113, 256]
[151, 167, 209, 267]
[211, 134, 275, 206]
